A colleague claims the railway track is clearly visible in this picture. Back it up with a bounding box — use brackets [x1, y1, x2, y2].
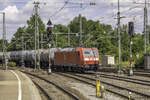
[134, 69, 150, 73]
[21, 71, 80, 100]
[98, 69, 150, 78]
[56, 72, 150, 100]
[133, 71, 150, 77]
[32, 80, 52, 100]
[91, 73, 150, 86]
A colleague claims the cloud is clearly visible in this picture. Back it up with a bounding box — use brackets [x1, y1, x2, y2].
[0, 0, 148, 41]
[0, 0, 15, 6]
[91, 0, 145, 33]
[2, 5, 19, 21]
[0, 5, 19, 40]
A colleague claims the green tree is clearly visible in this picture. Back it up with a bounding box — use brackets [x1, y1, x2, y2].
[9, 14, 46, 50]
[52, 24, 69, 48]
[8, 14, 147, 69]
[0, 39, 8, 51]
[26, 14, 46, 50]
[8, 27, 24, 51]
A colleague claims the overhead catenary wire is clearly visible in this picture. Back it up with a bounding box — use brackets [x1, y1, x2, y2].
[65, 1, 96, 47]
[49, 0, 69, 18]
[92, 1, 144, 34]
[133, 0, 150, 53]
[2, 0, 146, 43]
[0, 1, 59, 5]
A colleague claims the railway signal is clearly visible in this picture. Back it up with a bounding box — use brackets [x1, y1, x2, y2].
[128, 21, 134, 76]
[47, 19, 53, 42]
[47, 19, 53, 74]
[128, 22, 134, 38]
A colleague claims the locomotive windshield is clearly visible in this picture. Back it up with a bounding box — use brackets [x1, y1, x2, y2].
[84, 50, 91, 56]
[92, 50, 98, 56]
[84, 49, 98, 56]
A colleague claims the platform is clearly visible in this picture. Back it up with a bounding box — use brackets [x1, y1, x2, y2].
[0, 69, 42, 100]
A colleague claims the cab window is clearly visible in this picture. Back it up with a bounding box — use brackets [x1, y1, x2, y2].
[92, 50, 98, 56]
[84, 50, 91, 56]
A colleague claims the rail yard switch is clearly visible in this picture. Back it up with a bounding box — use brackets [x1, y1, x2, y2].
[48, 68, 52, 74]
[128, 92, 132, 100]
[100, 85, 105, 98]
[96, 79, 101, 97]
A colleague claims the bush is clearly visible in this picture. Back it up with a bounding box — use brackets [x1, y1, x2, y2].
[8, 62, 16, 67]
[135, 55, 144, 67]
[115, 61, 135, 68]
[121, 61, 130, 68]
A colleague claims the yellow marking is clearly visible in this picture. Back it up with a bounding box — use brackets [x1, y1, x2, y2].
[96, 79, 101, 97]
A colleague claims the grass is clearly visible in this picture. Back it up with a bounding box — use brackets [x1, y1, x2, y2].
[7, 62, 16, 67]
[115, 61, 135, 68]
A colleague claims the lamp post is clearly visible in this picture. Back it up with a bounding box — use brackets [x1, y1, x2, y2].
[68, 26, 70, 46]
[21, 32, 24, 68]
[117, 0, 121, 74]
[0, 12, 7, 70]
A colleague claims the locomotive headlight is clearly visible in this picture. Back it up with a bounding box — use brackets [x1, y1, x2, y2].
[84, 58, 89, 61]
[95, 58, 99, 61]
[93, 58, 99, 61]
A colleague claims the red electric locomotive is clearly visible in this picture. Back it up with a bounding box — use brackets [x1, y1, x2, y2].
[53, 47, 100, 72]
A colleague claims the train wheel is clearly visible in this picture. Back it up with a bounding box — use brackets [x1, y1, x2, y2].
[81, 68, 85, 73]
[94, 66, 98, 72]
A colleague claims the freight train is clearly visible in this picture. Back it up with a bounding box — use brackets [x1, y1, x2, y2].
[0, 47, 100, 72]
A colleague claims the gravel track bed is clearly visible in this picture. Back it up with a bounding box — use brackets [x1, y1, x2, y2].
[134, 72, 150, 74]
[23, 69, 123, 100]
[95, 73, 150, 85]
[58, 73, 134, 100]
[27, 73, 74, 100]
[84, 73, 150, 90]
[32, 80, 52, 100]
[26, 70, 89, 100]
[16, 68, 150, 100]
[66, 73, 150, 100]
[97, 72, 150, 83]
[134, 70, 150, 73]
[80, 73, 150, 99]
[133, 72, 150, 77]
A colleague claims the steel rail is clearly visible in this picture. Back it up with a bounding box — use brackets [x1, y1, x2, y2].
[32, 80, 52, 100]
[72, 73, 150, 98]
[96, 73, 150, 83]
[90, 73, 150, 86]
[133, 72, 150, 77]
[21, 71, 80, 100]
[56, 73, 135, 100]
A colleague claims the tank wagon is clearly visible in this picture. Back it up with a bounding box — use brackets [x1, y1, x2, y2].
[40, 48, 60, 68]
[8, 48, 60, 68]
[0, 47, 100, 72]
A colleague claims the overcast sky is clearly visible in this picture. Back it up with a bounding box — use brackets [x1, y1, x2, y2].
[0, 0, 148, 41]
